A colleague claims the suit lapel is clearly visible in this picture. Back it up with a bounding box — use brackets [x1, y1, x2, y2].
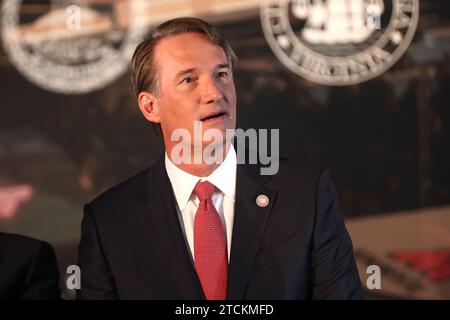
[136, 156, 204, 299]
[227, 161, 277, 299]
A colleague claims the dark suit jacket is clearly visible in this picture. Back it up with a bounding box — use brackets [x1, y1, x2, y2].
[0, 232, 60, 299]
[77, 154, 364, 299]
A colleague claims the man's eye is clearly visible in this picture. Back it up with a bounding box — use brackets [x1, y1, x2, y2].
[181, 76, 194, 84]
[218, 71, 229, 78]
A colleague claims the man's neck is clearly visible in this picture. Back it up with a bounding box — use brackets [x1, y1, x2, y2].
[173, 162, 221, 177]
[165, 142, 231, 177]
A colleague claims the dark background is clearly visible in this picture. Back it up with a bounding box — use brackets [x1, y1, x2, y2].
[0, 0, 449, 299]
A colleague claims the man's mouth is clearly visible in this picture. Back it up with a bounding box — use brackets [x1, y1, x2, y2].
[201, 111, 227, 122]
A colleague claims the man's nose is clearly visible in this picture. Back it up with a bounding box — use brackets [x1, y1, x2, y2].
[201, 76, 223, 104]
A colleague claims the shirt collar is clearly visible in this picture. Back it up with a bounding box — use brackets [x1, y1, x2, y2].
[164, 144, 237, 212]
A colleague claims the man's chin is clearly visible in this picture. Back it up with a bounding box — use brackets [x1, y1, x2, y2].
[200, 120, 234, 134]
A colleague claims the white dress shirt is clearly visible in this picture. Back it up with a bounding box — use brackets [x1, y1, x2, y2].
[165, 145, 237, 262]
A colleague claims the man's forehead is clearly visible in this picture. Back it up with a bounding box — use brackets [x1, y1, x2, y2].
[154, 32, 227, 66]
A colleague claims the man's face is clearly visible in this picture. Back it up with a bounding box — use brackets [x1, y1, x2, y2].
[152, 32, 237, 151]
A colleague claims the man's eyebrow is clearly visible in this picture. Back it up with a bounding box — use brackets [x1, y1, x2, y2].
[174, 64, 231, 80]
[216, 63, 230, 70]
[175, 68, 196, 80]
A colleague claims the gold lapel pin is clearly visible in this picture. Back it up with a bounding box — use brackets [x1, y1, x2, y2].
[256, 194, 269, 208]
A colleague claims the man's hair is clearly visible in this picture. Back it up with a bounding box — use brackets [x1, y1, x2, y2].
[131, 17, 238, 135]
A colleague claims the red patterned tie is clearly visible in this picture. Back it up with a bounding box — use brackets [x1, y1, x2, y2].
[193, 181, 228, 300]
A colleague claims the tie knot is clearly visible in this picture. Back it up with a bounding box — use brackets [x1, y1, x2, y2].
[194, 181, 215, 201]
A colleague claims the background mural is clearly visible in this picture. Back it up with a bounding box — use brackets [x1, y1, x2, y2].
[0, 0, 449, 299]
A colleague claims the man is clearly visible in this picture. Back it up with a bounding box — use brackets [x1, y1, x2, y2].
[77, 17, 363, 299]
[0, 232, 60, 299]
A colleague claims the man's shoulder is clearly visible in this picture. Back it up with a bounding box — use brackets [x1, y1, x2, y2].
[0, 232, 49, 253]
[87, 157, 163, 212]
[0, 232, 56, 268]
[241, 145, 325, 184]
[87, 169, 148, 213]
[271, 155, 327, 187]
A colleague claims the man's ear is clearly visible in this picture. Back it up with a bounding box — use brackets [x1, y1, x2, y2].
[138, 91, 161, 124]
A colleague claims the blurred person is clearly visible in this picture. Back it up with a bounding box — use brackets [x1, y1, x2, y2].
[0, 232, 60, 299]
[77, 17, 363, 300]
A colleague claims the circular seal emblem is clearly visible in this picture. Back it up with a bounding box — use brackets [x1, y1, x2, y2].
[1, 0, 147, 94]
[261, 0, 419, 85]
